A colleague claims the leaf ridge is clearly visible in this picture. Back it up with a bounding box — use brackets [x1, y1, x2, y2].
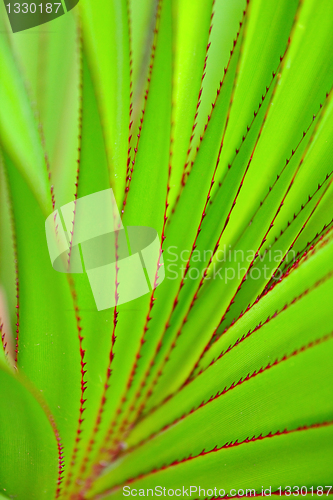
[190, 98, 333, 371]
[207, 56, 287, 212]
[1, 152, 20, 366]
[72, 237, 121, 493]
[137, 3, 306, 403]
[16, 372, 67, 499]
[172, 2, 250, 216]
[104, 419, 333, 495]
[60, 32, 88, 497]
[135, 35, 297, 414]
[106, 151, 172, 445]
[123, 332, 333, 460]
[188, 221, 333, 379]
[0, 320, 9, 360]
[176, 0, 215, 189]
[122, 0, 163, 215]
[88, 74, 175, 489]
[276, 219, 333, 278]
[262, 171, 333, 279]
[129, 47, 291, 405]
[207, 270, 333, 370]
[79, 4, 174, 489]
[221, 223, 333, 344]
[61, 278, 86, 496]
[125, 0, 134, 198]
[115, 5, 258, 426]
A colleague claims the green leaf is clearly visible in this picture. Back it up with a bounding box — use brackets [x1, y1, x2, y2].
[92, 336, 333, 494]
[122, 1, 172, 233]
[210, 91, 333, 334]
[2, 152, 81, 468]
[0, 160, 16, 350]
[93, 420, 333, 498]
[56, 51, 119, 493]
[80, 0, 173, 468]
[126, 270, 333, 468]
[81, 0, 130, 204]
[6, 14, 80, 207]
[128, 0, 157, 117]
[0, 363, 58, 499]
[119, 13, 245, 424]
[126, 237, 333, 446]
[1, 0, 333, 497]
[141, 0, 333, 410]
[198, 229, 333, 371]
[167, 0, 213, 209]
[183, 0, 246, 188]
[0, 29, 51, 213]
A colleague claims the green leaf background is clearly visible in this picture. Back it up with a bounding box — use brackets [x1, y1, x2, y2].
[0, 0, 332, 498]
